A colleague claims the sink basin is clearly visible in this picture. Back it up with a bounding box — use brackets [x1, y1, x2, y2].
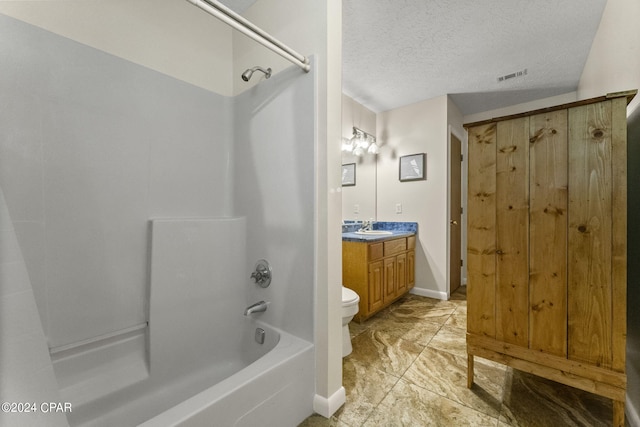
[354, 230, 393, 235]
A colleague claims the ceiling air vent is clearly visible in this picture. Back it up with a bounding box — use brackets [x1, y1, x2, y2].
[497, 68, 527, 83]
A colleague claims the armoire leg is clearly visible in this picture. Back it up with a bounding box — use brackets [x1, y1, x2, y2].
[613, 400, 625, 427]
[467, 354, 474, 389]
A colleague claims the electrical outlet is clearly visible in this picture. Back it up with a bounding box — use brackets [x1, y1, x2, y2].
[395, 203, 402, 214]
[354, 204, 360, 214]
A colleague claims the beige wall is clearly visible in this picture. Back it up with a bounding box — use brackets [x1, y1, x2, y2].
[376, 95, 450, 299]
[0, 0, 234, 96]
[233, 0, 323, 93]
[341, 94, 377, 221]
[317, 0, 344, 414]
[577, 0, 640, 114]
[462, 91, 578, 124]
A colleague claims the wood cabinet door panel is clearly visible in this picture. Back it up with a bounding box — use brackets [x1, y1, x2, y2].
[610, 97, 628, 372]
[529, 110, 568, 356]
[496, 118, 530, 347]
[368, 260, 384, 313]
[383, 257, 396, 302]
[467, 123, 497, 338]
[396, 253, 407, 295]
[407, 251, 415, 288]
[568, 101, 613, 368]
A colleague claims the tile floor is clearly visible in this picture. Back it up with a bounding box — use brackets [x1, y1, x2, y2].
[299, 287, 622, 427]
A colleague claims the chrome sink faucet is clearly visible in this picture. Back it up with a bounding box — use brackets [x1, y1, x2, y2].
[244, 301, 268, 316]
[358, 220, 374, 232]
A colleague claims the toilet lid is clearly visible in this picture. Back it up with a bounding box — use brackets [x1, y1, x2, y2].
[342, 286, 359, 304]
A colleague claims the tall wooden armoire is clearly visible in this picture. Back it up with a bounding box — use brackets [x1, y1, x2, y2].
[464, 90, 636, 426]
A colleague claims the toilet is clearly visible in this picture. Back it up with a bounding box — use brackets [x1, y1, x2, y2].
[341, 286, 360, 357]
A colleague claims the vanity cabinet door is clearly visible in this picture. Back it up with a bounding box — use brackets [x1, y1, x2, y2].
[383, 257, 397, 302]
[396, 253, 408, 295]
[368, 260, 384, 313]
[407, 251, 415, 289]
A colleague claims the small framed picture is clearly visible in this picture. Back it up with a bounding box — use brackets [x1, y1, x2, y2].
[399, 153, 426, 182]
[342, 163, 356, 186]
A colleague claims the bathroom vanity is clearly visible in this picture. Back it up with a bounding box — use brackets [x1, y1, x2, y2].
[342, 223, 417, 322]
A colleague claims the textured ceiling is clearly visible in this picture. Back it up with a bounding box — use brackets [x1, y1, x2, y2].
[226, 0, 608, 115]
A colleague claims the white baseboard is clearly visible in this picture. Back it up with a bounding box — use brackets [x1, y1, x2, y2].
[313, 387, 346, 418]
[628, 393, 640, 427]
[410, 287, 448, 301]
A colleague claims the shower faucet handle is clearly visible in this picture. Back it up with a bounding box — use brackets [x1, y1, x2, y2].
[250, 259, 272, 288]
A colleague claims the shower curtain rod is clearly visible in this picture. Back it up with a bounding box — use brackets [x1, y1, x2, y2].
[186, 0, 311, 73]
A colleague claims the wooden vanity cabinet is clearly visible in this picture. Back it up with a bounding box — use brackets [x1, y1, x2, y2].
[343, 235, 416, 322]
[465, 91, 635, 427]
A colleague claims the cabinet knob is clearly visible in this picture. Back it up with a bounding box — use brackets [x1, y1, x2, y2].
[450, 220, 458, 225]
[496, 249, 504, 255]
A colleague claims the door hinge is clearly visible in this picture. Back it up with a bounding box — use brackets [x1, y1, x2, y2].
[460, 259, 464, 267]
[460, 154, 464, 162]
[460, 207, 464, 215]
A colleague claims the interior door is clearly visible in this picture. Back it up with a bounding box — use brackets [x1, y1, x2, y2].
[450, 133, 462, 294]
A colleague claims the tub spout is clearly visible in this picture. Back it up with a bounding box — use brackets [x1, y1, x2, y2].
[244, 301, 268, 316]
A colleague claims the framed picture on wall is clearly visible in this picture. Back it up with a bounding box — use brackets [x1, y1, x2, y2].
[342, 163, 356, 186]
[399, 153, 426, 182]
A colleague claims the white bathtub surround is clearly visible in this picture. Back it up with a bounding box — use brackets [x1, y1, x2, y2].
[59, 319, 309, 426]
[141, 323, 314, 427]
[54, 217, 314, 426]
[149, 217, 246, 383]
[0, 14, 235, 352]
[0, 187, 69, 427]
[51, 324, 148, 410]
[0, 11, 320, 425]
[233, 63, 316, 343]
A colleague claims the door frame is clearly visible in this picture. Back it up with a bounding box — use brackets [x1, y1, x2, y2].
[447, 124, 467, 298]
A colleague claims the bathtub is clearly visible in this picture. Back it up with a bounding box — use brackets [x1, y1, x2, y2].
[141, 320, 314, 427]
[53, 218, 315, 426]
[57, 318, 314, 427]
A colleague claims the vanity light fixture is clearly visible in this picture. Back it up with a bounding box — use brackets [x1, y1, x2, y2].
[342, 127, 380, 157]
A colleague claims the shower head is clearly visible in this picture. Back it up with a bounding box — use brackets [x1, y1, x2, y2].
[241, 66, 272, 82]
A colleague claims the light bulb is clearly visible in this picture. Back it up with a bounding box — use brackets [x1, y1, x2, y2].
[368, 143, 380, 154]
[341, 138, 354, 152]
[357, 134, 370, 149]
